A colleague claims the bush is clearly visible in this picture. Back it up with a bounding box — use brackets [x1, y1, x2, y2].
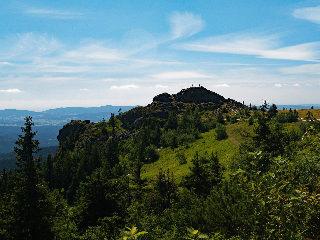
[248, 116, 254, 125]
[216, 113, 225, 124]
[144, 145, 159, 163]
[215, 124, 227, 140]
[230, 115, 237, 124]
[176, 151, 187, 165]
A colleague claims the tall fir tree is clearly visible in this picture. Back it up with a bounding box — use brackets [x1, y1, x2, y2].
[12, 117, 53, 240]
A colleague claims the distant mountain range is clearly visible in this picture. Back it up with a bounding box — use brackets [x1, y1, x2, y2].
[0, 105, 136, 154]
[0, 105, 136, 126]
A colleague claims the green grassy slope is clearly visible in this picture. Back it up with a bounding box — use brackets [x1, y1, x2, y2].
[141, 122, 250, 183]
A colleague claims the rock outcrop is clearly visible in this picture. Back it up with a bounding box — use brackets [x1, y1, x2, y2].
[55, 86, 245, 148]
[152, 87, 225, 104]
[118, 86, 244, 129]
[57, 120, 90, 142]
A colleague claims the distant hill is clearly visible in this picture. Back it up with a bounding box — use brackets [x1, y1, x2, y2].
[0, 105, 136, 153]
[0, 105, 136, 126]
[0, 146, 59, 171]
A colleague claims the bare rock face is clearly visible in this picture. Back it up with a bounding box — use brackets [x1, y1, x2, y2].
[57, 120, 90, 142]
[153, 92, 172, 102]
[172, 87, 225, 104]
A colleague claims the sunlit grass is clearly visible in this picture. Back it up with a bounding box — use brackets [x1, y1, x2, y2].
[141, 122, 248, 184]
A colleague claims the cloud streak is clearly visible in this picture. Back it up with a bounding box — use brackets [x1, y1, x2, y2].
[25, 8, 83, 19]
[0, 89, 22, 93]
[214, 84, 230, 88]
[110, 84, 139, 90]
[175, 32, 320, 61]
[293, 5, 320, 24]
[280, 64, 320, 75]
[152, 71, 212, 79]
[1, 32, 61, 60]
[169, 12, 204, 39]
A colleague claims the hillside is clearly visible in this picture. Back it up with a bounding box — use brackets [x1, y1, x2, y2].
[118, 86, 243, 128]
[2, 87, 320, 239]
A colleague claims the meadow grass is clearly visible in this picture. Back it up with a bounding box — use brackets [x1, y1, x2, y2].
[141, 122, 248, 184]
[279, 109, 320, 120]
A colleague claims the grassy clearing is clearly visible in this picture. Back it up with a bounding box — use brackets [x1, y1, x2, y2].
[279, 109, 320, 120]
[141, 122, 248, 184]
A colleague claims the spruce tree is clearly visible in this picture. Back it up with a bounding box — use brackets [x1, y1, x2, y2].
[12, 116, 53, 240]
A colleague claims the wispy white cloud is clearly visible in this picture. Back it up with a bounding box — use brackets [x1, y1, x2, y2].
[214, 84, 230, 88]
[280, 64, 320, 75]
[261, 42, 320, 61]
[274, 84, 283, 87]
[110, 84, 139, 90]
[2, 32, 61, 60]
[25, 8, 83, 19]
[169, 12, 204, 39]
[152, 71, 211, 79]
[0, 62, 13, 66]
[293, 5, 320, 24]
[293, 84, 300, 87]
[0, 89, 22, 93]
[155, 85, 168, 88]
[63, 45, 124, 62]
[175, 32, 320, 61]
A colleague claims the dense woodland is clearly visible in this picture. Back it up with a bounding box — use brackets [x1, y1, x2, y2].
[1, 100, 320, 239]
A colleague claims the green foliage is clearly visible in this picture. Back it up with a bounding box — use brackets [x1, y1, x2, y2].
[3, 105, 320, 239]
[215, 124, 227, 140]
[176, 151, 187, 165]
[230, 115, 237, 124]
[268, 103, 278, 117]
[183, 152, 223, 196]
[215, 112, 224, 124]
[122, 226, 148, 240]
[275, 109, 299, 123]
[184, 228, 208, 239]
[259, 100, 269, 114]
[73, 169, 126, 237]
[11, 117, 55, 239]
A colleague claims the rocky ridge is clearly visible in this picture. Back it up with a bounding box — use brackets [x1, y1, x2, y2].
[118, 86, 244, 128]
[56, 87, 244, 145]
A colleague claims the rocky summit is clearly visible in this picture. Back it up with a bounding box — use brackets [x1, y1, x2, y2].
[118, 86, 244, 129]
[153, 86, 226, 104]
[56, 87, 244, 143]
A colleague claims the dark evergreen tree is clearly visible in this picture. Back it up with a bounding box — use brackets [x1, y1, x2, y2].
[150, 169, 177, 214]
[164, 110, 178, 130]
[12, 117, 54, 240]
[268, 103, 278, 118]
[216, 112, 225, 124]
[183, 152, 211, 196]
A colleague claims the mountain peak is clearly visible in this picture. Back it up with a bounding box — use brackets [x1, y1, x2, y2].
[118, 86, 243, 129]
[153, 86, 225, 104]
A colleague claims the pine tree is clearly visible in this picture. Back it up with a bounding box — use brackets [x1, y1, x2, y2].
[12, 116, 53, 240]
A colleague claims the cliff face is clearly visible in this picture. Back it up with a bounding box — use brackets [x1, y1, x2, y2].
[118, 86, 243, 129]
[57, 120, 90, 142]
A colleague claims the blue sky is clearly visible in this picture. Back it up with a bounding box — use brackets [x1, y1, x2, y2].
[1, 0, 320, 111]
